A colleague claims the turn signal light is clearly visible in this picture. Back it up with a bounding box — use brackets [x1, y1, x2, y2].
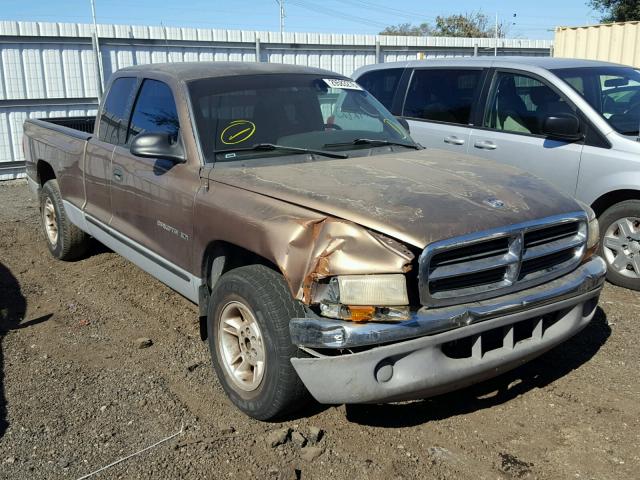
[346, 305, 376, 322]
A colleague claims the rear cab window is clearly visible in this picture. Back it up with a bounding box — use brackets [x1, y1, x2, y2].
[403, 69, 483, 125]
[127, 79, 180, 144]
[98, 77, 138, 146]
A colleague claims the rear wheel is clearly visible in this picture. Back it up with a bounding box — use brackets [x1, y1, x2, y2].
[598, 200, 640, 291]
[39, 179, 88, 261]
[207, 264, 311, 420]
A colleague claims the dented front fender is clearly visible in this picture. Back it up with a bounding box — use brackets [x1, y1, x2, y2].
[192, 178, 413, 303]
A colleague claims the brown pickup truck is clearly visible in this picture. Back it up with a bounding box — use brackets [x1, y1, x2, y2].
[23, 62, 606, 420]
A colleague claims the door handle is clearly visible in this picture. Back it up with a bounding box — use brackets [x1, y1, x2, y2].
[444, 136, 465, 146]
[112, 167, 124, 182]
[473, 140, 497, 150]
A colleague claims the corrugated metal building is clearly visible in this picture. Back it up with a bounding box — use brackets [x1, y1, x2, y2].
[554, 21, 640, 68]
[0, 20, 553, 180]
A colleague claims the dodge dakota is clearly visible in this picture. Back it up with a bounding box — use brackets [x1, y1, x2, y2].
[23, 62, 606, 420]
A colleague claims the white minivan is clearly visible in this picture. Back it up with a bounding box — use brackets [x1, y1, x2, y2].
[353, 57, 640, 290]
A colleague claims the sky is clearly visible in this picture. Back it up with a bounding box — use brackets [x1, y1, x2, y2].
[2, 0, 602, 39]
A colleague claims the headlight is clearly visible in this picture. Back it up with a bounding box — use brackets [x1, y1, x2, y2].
[581, 203, 599, 251]
[577, 202, 599, 253]
[335, 274, 408, 305]
[314, 274, 410, 322]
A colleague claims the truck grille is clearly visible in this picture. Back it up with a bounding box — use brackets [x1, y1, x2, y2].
[419, 213, 588, 307]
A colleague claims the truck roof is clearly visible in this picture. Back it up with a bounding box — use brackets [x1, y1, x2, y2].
[118, 61, 341, 81]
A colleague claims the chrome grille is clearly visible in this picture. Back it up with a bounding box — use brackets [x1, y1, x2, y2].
[419, 213, 588, 307]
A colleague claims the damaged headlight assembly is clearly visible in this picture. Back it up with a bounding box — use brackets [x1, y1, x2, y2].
[314, 274, 410, 322]
[581, 203, 600, 259]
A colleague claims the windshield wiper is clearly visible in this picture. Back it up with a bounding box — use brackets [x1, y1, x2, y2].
[217, 143, 348, 159]
[324, 138, 421, 149]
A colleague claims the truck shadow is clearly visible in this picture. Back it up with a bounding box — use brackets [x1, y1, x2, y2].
[344, 307, 611, 427]
[0, 262, 52, 439]
[85, 238, 112, 257]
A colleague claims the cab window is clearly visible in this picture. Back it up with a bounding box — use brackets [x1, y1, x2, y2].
[484, 72, 575, 135]
[403, 69, 482, 125]
[127, 79, 179, 143]
[98, 77, 137, 146]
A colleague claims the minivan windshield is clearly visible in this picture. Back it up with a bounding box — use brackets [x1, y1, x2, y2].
[187, 74, 415, 163]
[553, 66, 640, 136]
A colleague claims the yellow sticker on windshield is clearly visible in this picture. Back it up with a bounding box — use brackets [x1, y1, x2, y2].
[220, 120, 256, 145]
[384, 118, 408, 139]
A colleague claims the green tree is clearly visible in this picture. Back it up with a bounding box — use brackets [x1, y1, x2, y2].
[380, 22, 431, 36]
[380, 12, 508, 37]
[590, 0, 640, 22]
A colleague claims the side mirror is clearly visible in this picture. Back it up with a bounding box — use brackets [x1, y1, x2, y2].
[542, 114, 582, 141]
[396, 117, 411, 134]
[130, 132, 186, 163]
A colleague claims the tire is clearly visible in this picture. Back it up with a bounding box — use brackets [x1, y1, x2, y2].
[206, 264, 311, 420]
[39, 179, 88, 261]
[598, 199, 640, 291]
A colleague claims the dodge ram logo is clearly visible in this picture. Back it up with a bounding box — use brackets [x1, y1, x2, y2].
[483, 198, 505, 209]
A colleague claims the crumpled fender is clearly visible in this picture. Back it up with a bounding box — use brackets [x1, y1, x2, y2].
[283, 217, 414, 303]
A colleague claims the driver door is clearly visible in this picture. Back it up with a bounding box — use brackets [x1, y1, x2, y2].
[109, 78, 198, 271]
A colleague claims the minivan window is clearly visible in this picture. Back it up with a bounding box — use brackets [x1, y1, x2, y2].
[403, 69, 482, 124]
[188, 74, 414, 163]
[554, 66, 640, 136]
[98, 77, 137, 145]
[356, 68, 404, 111]
[484, 72, 575, 135]
[127, 79, 179, 143]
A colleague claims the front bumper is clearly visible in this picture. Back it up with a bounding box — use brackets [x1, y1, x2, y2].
[290, 256, 606, 404]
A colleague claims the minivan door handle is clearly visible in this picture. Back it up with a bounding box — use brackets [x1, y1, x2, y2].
[473, 140, 497, 150]
[444, 136, 465, 146]
[112, 167, 124, 182]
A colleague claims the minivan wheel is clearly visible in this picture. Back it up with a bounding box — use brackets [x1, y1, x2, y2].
[598, 200, 640, 291]
[207, 265, 311, 420]
[39, 179, 88, 261]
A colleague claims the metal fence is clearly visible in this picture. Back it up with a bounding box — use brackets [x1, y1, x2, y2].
[554, 21, 640, 68]
[0, 20, 553, 179]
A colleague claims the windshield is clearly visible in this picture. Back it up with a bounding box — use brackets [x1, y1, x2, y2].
[553, 66, 640, 136]
[187, 74, 414, 162]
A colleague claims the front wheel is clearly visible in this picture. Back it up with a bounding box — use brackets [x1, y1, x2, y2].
[598, 200, 640, 291]
[207, 265, 311, 420]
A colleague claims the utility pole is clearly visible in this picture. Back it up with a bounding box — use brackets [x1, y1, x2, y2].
[494, 12, 498, 56]
[90, 0, 104, 99]
[275, 0, 285, 34]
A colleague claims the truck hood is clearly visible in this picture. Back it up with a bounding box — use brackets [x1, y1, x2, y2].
[210, 149, 581, 248]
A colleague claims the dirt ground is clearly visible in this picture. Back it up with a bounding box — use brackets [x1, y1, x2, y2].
[0, 179, 638, 480]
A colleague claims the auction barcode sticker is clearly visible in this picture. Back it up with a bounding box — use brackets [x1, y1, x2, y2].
[323, 78, 363, 90]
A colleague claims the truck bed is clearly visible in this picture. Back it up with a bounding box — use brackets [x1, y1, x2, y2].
[23, 117, 95, 208]
[41, 116, 96, 134]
